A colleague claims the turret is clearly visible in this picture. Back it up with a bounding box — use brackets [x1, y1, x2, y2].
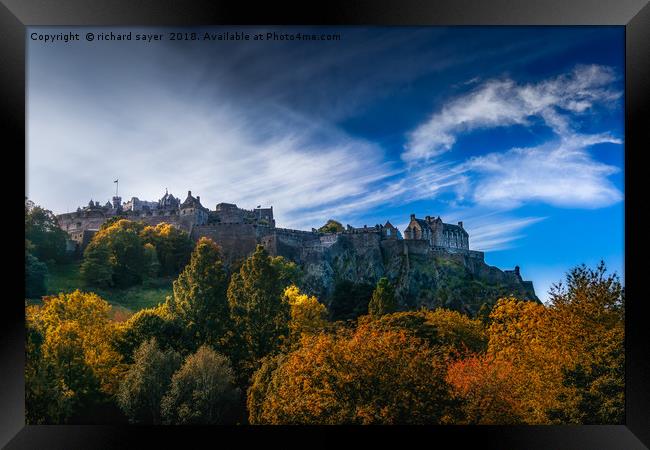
[112, 196, 122, 209]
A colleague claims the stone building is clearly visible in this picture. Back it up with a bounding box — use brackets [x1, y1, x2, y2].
[403, 214, 469, 250]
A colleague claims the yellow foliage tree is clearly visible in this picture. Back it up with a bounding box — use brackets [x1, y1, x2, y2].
[486, 297, 568, 423]
[27, 291, 126, 398]
[485, 262, 624, 425]
[283, 285, 328, 345]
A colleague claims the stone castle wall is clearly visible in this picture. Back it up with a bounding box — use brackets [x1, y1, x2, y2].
[190, 223, 270, 263]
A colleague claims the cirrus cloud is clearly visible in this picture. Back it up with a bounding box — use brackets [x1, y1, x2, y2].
[403, 64, 621, 162]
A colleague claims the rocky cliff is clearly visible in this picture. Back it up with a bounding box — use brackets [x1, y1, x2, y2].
[266, 232, 538, 316]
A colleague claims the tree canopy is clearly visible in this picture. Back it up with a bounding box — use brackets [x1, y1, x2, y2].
[118, 338, 181, 424]
[25, 199, 68, 264]
[368, 277, 397, 317]
[161, 346, 240, 424]
[248, 322, 453, 424]
[227, 245, 297, 378]
[318, 219, 344, 233]
[170, 237, 229, 350]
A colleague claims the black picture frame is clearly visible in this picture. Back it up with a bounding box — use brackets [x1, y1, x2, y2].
[2, 1, 648, 448]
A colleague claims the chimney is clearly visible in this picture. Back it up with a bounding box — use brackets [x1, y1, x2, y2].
[196, 196, 200, 203]
[187, 190, 192, 197]
[458, 221, 463, 228]
[410, 214, 415, 221]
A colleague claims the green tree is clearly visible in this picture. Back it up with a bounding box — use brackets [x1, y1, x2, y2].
[368, 277, 397, 317]
[117, 338, 181, 424]
[227, 245, 295, 378]
[114, 304, 188, 364]
[170, 237, 229, 349]
[329, 280, 374, 321]
[161, 345, 240, 424]
[142, 243, 161, 281]
[79, 241, 113, 288]
[25, 199, 68, 264]
[25, 252, 48, 298]
[318, 219, 344, 233]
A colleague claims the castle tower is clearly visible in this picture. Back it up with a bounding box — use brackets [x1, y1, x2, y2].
[112, 196, 122, 210]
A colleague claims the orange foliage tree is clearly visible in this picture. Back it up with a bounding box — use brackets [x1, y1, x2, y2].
[248, 321, 454, 424]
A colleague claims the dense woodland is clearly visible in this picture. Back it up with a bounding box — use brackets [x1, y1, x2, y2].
[25, 200, 624, 425]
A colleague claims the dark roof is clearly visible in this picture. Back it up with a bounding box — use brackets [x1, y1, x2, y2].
[414, 218, 431, 230]
[443, 223, 468, 235]
[181, 192, 210, 212]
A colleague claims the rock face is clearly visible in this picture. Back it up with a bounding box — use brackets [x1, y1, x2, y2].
[262, 231, 538, 315]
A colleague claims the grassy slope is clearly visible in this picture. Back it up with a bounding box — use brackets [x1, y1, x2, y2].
[28, 261, 173, 319]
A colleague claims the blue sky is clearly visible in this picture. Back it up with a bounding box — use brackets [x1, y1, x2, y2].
[27, 26, 624, 302]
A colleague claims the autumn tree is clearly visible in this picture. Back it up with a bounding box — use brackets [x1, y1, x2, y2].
[545, 262, 624, 424]
[248, 322, 454, 424]
[368, 277, 397, 317]
[485, 263, 624, 424]
[117, 338, 181, 424]
[161, 346, 240, 424]
[283, 285, 328, 346]
[26, 291, 126, 422]
[364, 308, 487, 356]
[446, 354, 527, 424]
[486, 297, 561, 423]
[170, 237, 229, 350]
[246, 353, 287, 425]
[140, 223, 192, 276]
[80, 220, 146, 288]
[25, 319, 74, 424]
[227, 245, 297, 377]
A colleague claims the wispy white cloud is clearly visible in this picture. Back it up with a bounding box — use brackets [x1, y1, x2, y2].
[28, 86, 400, 230]
[465, 216, 546, 252]
[463, 134, 622, 209]
[403, 64, 620, 162]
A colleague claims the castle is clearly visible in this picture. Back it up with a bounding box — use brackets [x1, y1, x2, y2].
[56, 188, 483, 261]
[56, 188, 537, 307]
